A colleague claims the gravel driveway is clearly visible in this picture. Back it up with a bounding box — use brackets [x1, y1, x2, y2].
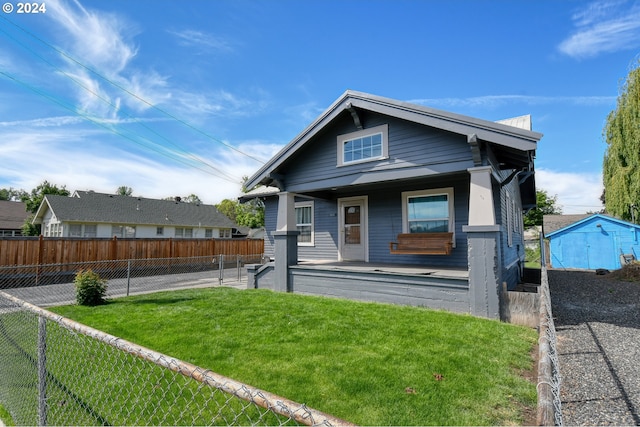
[549, 269, 640, 425]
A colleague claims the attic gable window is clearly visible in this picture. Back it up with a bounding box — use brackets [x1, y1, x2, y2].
[337, 124, 388, 166]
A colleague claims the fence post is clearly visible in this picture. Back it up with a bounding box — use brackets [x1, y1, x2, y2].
[38, 315, 48, 426]
[218, 254, 224, 285]
[237, 255, 241, 281]
[126, 259, 131, 296]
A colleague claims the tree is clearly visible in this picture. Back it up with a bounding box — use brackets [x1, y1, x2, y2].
[21, 180, 70, 214]
[603, 59, 640, 222]
[216, 198, 264, 228]
[0, 187, 27, 201]
[20, 181, 70, 236]
[116, 186, 133, 196]
[183, 194, 202, 204]
[523, 190, 562, 227]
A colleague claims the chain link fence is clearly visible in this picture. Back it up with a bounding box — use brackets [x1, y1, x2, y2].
[537, 234, 563, 426]
[0, 258, 348, 426]
[0, 255, 267, 307]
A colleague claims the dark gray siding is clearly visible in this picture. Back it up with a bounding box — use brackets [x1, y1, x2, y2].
[250, 264, 470, 313]
[282, 112, 473, 192]
[299, 197, 338, 260]
[367, 175, 469, 267]
[497, 171, 526, 289]
[263, 196, 339, 261]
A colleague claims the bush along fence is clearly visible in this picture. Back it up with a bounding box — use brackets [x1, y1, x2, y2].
[0, 236, 264, 267]
[0, 255, 266, 307]
[0, 291, 351, 426]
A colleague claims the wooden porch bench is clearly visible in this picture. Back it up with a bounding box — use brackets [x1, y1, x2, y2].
[389, 232, 453, 255]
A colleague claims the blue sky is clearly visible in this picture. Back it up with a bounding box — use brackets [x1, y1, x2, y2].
[1, 0, 639, 213]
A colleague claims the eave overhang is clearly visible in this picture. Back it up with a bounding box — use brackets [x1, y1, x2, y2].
[245, 90, 542, 191]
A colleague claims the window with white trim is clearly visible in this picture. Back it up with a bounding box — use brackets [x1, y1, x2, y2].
[69, 224, 82, 237]
[112, 225, 135, 238]
[205, 228, 213, 238]
[402, 188, 455, 236]
[84, 224, 97, 237]
[295, 201, 314, 245]
[175, 227, 194, 238]
[157, 226, 164, 236]
[337, 124, 388, 166]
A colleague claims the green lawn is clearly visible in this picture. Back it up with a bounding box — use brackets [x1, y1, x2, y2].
[50, 287, 537, 426]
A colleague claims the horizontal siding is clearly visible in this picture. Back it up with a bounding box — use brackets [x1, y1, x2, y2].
[298, 197, 338, 261]
[263, 196, 338, 261]
[289, 267, 470, 313]
[368, 175, 469, 267]
[283, 112, 472, 191]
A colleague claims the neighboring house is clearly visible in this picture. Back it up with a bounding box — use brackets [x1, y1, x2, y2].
[32, 191, 238, 239]
[544, 213, 640, 270]
[0, 200, 28, 237]
[243, 90, 542, 319]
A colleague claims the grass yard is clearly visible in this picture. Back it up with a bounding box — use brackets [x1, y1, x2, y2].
[51, 287, 537, 426]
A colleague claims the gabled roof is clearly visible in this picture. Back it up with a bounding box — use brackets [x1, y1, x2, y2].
[543, 214, 591, 236]
[0, 200, 28, 229]
[246, 90, 543, 190]
[32, 191, 237, 228]
[544, 213, 640, 238]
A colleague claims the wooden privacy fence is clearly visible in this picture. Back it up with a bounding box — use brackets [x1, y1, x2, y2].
[0, 236, 264, 267]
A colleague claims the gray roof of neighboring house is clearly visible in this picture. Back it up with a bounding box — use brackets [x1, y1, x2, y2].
[0, 200, 28, 230]
[245, 90, 543, 191]
[33, 191, 237, 228]
[543, 214, 591, 236]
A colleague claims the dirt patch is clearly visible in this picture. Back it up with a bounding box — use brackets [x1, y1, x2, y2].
[609, 262, 640, 282]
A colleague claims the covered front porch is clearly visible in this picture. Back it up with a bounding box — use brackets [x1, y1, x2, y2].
[248, 259, 482, 314]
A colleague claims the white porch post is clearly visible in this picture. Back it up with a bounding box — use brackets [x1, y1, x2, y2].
[464, 166, 501, 319]
[274, 192, 298, 292]
[467, 166, 496, 226]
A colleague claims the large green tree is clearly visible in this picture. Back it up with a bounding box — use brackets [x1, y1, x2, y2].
[523, 190, 562, 227]
[20, 181, 70, 236]
[603, 60, 640, 222]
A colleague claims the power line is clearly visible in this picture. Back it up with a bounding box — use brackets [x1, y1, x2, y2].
[0, 14, 266, 165]
[0, 69, 239, 183]
[0, 22, 239, 183]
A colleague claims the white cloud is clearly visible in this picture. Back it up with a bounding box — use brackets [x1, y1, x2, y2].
[168, 29, 233, 53]
[47, 0, 138, 74]
[536, 169, 604, 214]
[0, 126, 277, 205]
[558, 0, 640, 58]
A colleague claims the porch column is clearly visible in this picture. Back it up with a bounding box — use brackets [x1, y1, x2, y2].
[467, 166, 496, 226]
[463, 225, 502, 319]
[274, 192, 299, 292]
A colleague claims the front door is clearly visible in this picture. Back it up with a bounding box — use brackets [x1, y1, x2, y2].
[338, 197, 368, 261]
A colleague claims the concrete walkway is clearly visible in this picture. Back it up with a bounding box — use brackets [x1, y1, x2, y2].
[549, 269, 640, 425]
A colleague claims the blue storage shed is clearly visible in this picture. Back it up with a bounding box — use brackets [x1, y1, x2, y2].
[546, 214, 640, 270]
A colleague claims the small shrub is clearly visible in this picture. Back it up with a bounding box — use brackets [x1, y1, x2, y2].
[74, 269, 108, 306]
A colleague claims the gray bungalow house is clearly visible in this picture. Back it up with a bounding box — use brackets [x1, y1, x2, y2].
[32, 191, 238, 239]
[244, 91, 542, 319]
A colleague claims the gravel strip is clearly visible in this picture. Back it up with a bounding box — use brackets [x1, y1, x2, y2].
[549, 269, 640, 426]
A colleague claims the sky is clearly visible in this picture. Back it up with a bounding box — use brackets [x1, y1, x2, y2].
[1, 0, 639, 213]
